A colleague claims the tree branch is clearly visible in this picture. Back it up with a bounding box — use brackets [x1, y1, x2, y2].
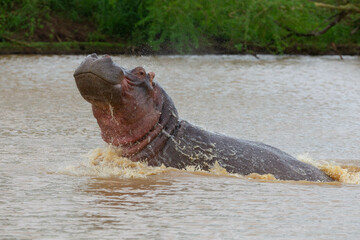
[314, 2, 360, 13]
[277, 11, 349, 37]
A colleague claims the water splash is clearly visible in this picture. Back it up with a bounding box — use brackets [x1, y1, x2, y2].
[297, 153, 360, 184]
[60, 146, 274, 180]
[108, 103, 115, 120]
[60, 146, 169, 178]
[60, 146, 360, 184]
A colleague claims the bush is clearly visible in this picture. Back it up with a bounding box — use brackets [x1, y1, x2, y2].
[0, 0, 359, 53]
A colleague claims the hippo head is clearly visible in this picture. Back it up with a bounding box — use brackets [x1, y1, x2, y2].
[73, 54, 164, 150]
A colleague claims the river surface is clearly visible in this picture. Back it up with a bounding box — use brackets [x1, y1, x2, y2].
[0, 55, 359, 239]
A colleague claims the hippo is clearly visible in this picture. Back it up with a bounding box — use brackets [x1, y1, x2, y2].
[73, 54, 333, 182]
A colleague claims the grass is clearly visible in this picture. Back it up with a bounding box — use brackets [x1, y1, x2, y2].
[0, 42, 131, 54]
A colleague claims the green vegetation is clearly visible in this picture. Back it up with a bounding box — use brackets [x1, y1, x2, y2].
[0, 0, 359, 54]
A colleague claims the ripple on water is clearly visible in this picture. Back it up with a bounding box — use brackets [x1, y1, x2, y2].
[1, 55, 360, 239]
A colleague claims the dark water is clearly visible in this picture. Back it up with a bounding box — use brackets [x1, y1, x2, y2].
[0, 55, 360, 239]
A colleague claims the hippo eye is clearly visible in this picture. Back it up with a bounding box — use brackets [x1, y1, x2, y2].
[132, 67, 146, 79]
[136, 69, 146, 78]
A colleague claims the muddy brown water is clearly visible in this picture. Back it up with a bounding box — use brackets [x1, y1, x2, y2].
[1, 55, 360, 239]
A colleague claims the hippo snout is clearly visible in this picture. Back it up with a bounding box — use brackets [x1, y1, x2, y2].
[73, 54, 124, 105]
[74, 54, 124, 85]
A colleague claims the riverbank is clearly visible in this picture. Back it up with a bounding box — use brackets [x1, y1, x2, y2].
[1, 42, 359, 55]
[1, 1, 359, 56]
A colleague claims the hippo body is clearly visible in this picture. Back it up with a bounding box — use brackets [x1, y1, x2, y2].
[153, 122, 330, 181]
[129, 88, 332, 181]
[74, 54, 333, 182]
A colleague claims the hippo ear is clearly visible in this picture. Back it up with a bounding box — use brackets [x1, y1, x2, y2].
[148, 72, 155, 85]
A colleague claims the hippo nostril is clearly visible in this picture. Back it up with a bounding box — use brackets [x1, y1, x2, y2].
[90, 53, 98, 59]
[100, 55, 113, 62]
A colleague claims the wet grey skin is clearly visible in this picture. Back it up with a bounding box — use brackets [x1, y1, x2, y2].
[74, 54, 334, 182]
